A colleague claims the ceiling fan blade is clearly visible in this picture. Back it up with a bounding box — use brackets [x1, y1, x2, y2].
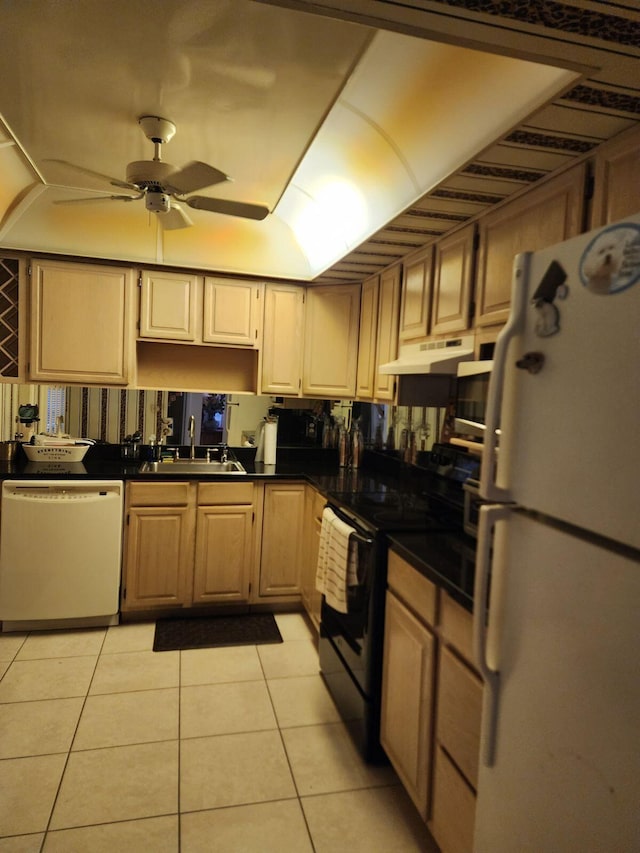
[159, 203, 193, 230]
[54, 193, 141, 205]
[43, 159, 135, 191]
[186, 195, 269, 221]
[164, 161, 229, 195]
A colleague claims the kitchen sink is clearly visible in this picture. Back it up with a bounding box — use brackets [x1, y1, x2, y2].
[138, 459, 247, 475]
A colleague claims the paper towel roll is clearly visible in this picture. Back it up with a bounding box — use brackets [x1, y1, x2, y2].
[263, 420, 277, 465]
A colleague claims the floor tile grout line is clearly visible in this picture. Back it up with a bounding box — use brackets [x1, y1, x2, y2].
[39, 626, 109, 849]
[262, 653, 319, 853]
[2, 617, 412, 850]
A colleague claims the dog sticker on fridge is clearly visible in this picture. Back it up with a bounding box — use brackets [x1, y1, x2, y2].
[580, 222, 640, 295]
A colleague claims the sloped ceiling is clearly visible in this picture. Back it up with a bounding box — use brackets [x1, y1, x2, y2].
[0, 0, 638, 282]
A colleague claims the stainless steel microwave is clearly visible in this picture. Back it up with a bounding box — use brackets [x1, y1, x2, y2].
[454, 360, 494, 439]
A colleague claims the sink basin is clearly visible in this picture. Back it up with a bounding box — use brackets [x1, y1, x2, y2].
[138, 459, 247, 475]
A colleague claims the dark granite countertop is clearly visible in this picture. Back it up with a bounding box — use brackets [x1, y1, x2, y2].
[0, 444, 477, 607]
[387, 530, 477, 613]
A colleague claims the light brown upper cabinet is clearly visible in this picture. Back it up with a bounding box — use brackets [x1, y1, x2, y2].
[590, 125, 640, 228]
[29, 259, 134, 385]
[302, 284, 360, 398]
[399, 245, 433, 342]
[355, 275, 379, 400]
[203, 277, 261, 347]
[431, 224, 476, 335]
[373, 265, 401, 401]
[139, 269, 199, 341]
[139, 270, 261, 347]
[475, 164, 586, 327]
[260, 283, 304, 396]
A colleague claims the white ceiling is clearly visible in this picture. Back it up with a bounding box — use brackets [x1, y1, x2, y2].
[0, 0, 623, 281]
[0, 0, 640, 282]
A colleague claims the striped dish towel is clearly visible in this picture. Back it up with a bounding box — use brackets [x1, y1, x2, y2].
[315, 507, 359, 614]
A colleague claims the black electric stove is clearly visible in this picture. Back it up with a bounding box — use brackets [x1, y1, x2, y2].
[319, 443, 480, 763]
[326, 488, 461, 534]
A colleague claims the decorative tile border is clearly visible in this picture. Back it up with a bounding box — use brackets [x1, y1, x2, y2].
[428, 0, 640, 48]
[462, 163, 544, 182]
[504, 129, 599, 152]
[563, 85, 640, 115]
[431, 189, 504, 204]
[406, 208, 470, 221]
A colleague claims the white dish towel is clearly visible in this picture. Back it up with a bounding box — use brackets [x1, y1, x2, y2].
[315, 507, 359, 614]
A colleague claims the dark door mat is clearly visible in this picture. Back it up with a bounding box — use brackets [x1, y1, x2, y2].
[153, 613, 283, 652]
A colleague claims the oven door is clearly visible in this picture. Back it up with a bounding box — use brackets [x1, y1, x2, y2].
[319, 506, 381, 697]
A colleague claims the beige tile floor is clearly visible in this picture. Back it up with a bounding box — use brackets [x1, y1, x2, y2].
[0, 612, 439, 852]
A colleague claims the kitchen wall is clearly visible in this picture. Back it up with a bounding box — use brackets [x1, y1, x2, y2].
[0, 381, 447, 458]
[0, 383, 165, 444]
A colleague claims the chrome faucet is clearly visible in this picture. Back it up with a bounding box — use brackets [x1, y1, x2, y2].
[188, 415, 196, 459]
[221, 444, 228, 464]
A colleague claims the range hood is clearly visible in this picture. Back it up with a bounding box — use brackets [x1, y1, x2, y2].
[378, 336, 475, 375]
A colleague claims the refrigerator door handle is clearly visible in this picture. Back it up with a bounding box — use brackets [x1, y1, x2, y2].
[474, 503, 511, 767]
[480, 252, 531, 503]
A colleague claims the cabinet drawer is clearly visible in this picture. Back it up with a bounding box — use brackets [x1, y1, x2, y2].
[388, 549, 438, 625]
[198, 482, 254, 505]
[437, 646, 483, 789]
[441, 593, 474, 664]
[128, 482, 193, 507]
[429, 746, 477, 853]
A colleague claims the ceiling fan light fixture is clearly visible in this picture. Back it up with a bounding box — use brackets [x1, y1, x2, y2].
[145, 187, 171, 213]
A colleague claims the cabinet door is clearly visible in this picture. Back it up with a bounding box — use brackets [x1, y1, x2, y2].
[302, 284, 360, 398]
[399, 246, 433, 342]
[431, 225, 475, 335]
[261, 284, 304, 395]
[355, 276, 379, 400]
[373, 266, 401, 401]
[203, 277, 261, 347]
[123, 505, 194, 609]
[30, 259, 134, 384]
[380, 589, 436, 821]
[591, 125, 640, 228]
[139, 269, 199, 341]
[475, 164, 586, 327]
[259, 483, 305, 596]
[193, 505, 253, 602]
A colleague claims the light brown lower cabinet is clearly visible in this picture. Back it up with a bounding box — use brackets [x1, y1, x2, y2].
[430, 745, 477, 853]
[380, 588, 436, 821]
[122, 480, 255, 610]
[381, 551, 438, 821]
[429, 593, 483, 853]
[193, 482, 255, 603]
[123, 482, 196, 609]
[382, 552, 483, 852]
[259, 482, 306, 597]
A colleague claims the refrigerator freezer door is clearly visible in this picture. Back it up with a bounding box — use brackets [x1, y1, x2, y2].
[493, 214, 640, 550]
[474, 510, 640, 853]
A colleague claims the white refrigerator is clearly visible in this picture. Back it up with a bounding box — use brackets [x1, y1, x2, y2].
[473, 212, 640, 852]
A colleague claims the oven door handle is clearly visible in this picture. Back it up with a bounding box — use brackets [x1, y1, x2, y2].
[351, 531, 374, 545]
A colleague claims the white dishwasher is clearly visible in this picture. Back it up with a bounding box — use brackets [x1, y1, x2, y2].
[0, 480, 124, 631]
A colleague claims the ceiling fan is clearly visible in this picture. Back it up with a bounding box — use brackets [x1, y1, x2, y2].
[48, 115, 270, 230]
